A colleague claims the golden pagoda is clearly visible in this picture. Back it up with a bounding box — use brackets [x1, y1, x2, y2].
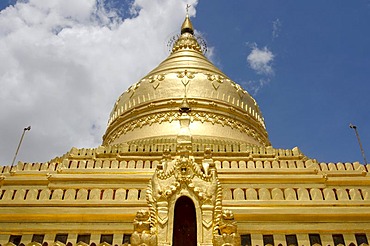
[1, 14, 370, 246]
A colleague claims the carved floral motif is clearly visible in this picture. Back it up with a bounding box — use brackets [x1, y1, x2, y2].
[131, 210, 157, 246]
[126, 80, 142, 98]
[106, 111, 266, 146]
[213, 210, 241, 246]
[206, 73, 225, 91]
[177, 70, 195, 79]
[230, 80, 247, 99]
[148, 74, 166, 90]
[171, 32, 202, 53]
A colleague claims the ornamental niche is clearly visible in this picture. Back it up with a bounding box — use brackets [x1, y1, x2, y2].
[131, 147, 240, 246]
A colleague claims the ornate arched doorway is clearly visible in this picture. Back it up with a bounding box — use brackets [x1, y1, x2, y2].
[172, 196, 197, 246]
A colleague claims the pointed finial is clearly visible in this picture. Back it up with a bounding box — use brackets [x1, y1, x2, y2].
[181, 5, 194, 35]
[186, 4, 191, 16]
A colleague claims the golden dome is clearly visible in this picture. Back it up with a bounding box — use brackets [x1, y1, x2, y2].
[103, 16, 270, 147]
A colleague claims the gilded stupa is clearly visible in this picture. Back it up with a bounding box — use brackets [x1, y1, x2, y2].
[0, 14, 370, 246]
[103, 14, 269, 148]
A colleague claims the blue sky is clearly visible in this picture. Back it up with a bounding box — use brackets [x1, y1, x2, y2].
[193, 1, 370, 163]
[0, 0, 369, 165]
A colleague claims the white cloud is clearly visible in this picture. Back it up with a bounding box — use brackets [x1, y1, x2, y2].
[244, 43, 275, 95]
[272, 18, 281, 39]
[0, 0, 198, 165]
[247, 44, 274, 75]
[245, 79, 270, 95]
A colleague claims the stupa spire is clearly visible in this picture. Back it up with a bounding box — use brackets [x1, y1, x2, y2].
[181, 4, 194, 35]
[171, 9, 202, 53]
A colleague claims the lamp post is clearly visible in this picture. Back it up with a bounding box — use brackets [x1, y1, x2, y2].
[11, 126, 31, 167]
[349, 123, 367, 164]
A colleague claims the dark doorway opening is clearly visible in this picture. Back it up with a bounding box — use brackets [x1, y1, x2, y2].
[172, 196, 197, 246]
